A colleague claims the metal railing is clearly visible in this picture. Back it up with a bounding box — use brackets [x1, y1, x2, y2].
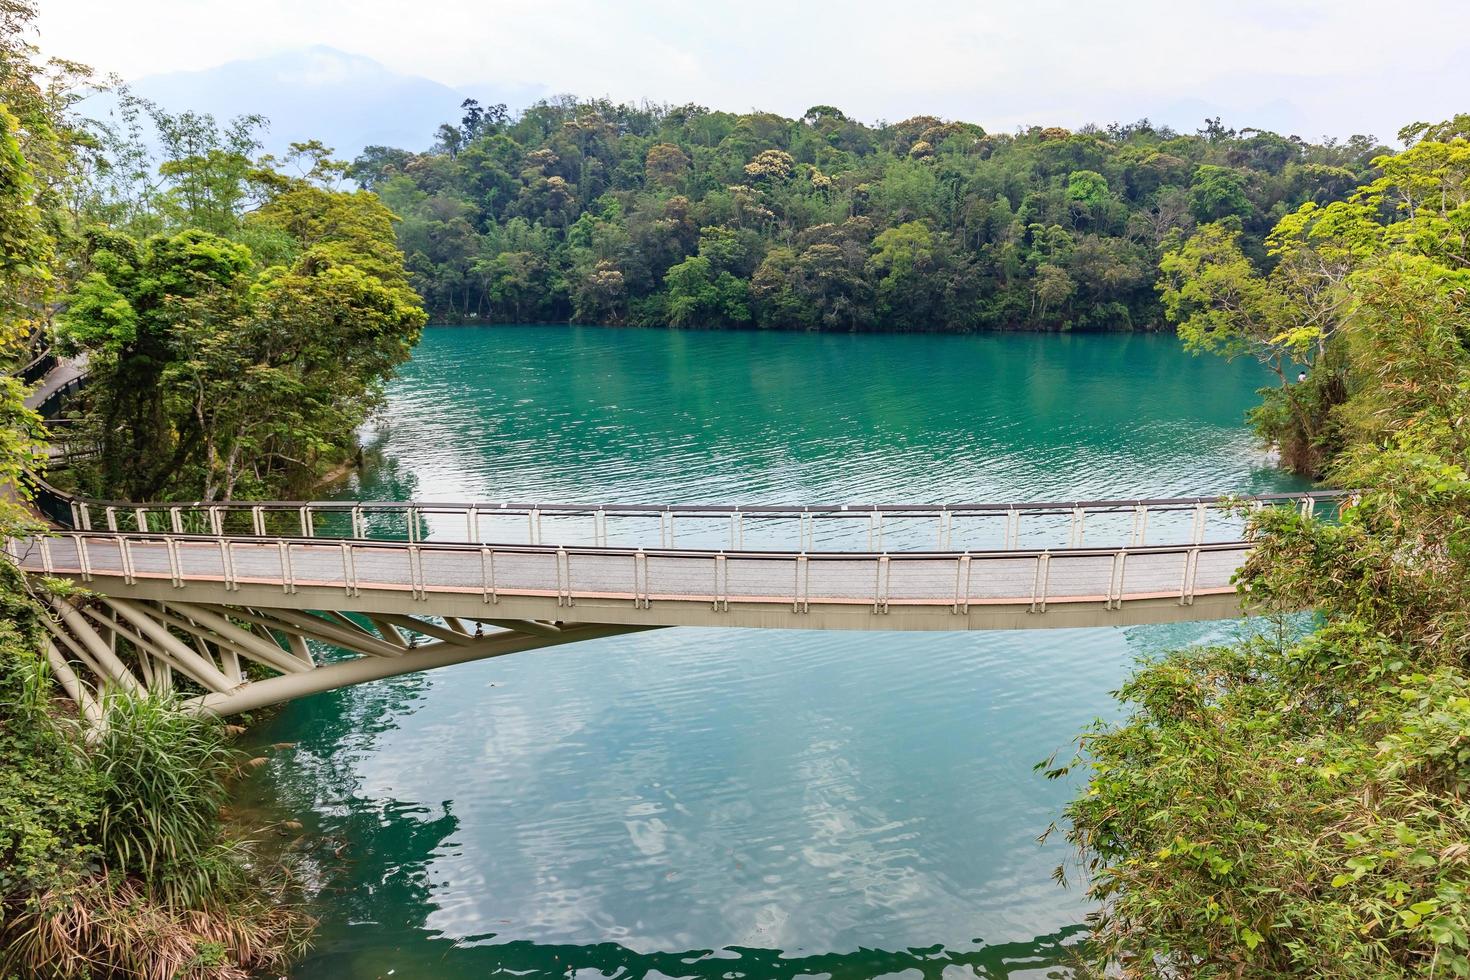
[24, 475, 1345, 554]
[7, 529, 1254, 614]
[19, 349, 57, 387]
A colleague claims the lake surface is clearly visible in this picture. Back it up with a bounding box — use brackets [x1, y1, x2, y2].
[247, 325, 1309, 978]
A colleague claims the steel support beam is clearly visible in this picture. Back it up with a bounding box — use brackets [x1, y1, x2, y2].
[188, 623, 655, 716]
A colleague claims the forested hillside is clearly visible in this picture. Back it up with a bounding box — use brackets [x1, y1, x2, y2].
[355, 99, 1387, 329]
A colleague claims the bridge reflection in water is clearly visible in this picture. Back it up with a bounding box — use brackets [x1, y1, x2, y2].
[11, 480, 1342, 718]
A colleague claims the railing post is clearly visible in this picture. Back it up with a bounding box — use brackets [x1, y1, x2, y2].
[1005, 508, 1020, 549]
[251, 506, 265, 537]
[874, 554, 890, 613]
[38, 536, 53, 574]
[713, 552, 728, 611]
[556, 548, 573, 607]
[480, 546, 497, 603]
[300, 506, 314, 538]
[219, 539, 236, 591]
[1107, 550, 1128, 610]
[118, 535, 135, 585]
[408, 544, 424, 599]
[278, 540, 296, 594]
[105, 506, 118, 532]
[953, 553, 971, 614]
[467, 505, 479, 544]
[1191, 501, 1207, 544]
[1069, 505, 1084, 546]
[1180, 547, 1201, 605]
[165, 537, 182, 588]
[135, 506, 149, 533]
[1130, 505, 1149, 547]
[169, 506, 183, 534]
[1030, 552, 1051, 613]
[341, 542, 359, 596]
[633, 549, 649, 608]
[793, 553, 810, 613]
[351, 505, 364, 539]
[529, 509, 541, 545]
[75, 534, 92, 582]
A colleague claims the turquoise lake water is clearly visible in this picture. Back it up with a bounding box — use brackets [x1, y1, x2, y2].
[246, 325, 1309, 978]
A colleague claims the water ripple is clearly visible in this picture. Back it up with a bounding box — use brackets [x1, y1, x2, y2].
[253, 325, 1310, 977]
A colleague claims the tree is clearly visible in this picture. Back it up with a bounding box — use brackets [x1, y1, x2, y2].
[664, 255, 750, 327]
[743, 148, 795, 183]
[1064, 168, 1105, 213]
[59, 135, 428, 499]
[0, 103, 50, 531]
[335, 92, 1386, 331]
[1061, 253, 1470, 980]
[644, 142, 691, 187]
[868, 221, 941, 324]
[1189, 164, 1252, 223]
[1031, 263, 1074, 321]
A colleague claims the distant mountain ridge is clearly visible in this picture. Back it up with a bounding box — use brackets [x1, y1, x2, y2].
[117, 46, 546, 159]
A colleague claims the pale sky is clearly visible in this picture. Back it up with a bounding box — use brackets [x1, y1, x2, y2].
[35, 0, 1470, 141]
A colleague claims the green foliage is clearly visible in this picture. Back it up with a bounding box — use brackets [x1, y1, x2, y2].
[60, 162, 426, 501]
[1068, 116, 1470, 976]
[0, 565, 103, 900]
[349, 101, 1386, 330]
[1189, 163, 1252, 223]
[0, 101, 52, 536]
[90, 694, 238, 905]
[1060, 632, 1470, 977]
[0, 569, 307, 977]
[1158, 125, 1470, 476]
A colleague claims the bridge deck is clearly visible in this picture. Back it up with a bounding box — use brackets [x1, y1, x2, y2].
[12, 530, 1251, 631]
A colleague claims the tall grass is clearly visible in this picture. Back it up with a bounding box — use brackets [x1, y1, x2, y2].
[5, 871, 308, 980]
[89, 693, 239, 906]
[1, 686, 312, 977]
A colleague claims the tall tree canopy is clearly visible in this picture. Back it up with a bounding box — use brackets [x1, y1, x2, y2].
[354, 99, 1388, 331]
[58, 133, 426, 500]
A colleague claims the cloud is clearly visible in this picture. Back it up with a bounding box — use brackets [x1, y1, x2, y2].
[37, 0, 1470, 141]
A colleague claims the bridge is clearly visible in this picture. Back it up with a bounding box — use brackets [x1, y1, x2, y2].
[5, 475, 1342, 719]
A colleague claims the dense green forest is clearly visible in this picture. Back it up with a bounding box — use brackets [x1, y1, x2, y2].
[357, 98, 1386, 330]
[1060, 117, 1470, 976]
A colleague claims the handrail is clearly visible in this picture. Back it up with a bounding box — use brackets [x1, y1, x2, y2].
[8, 528, 1255, 615]
[18, 349, 57, 387]
[15, 526, 1259, 561]
[23, 471, 1343, 554]
[25, 470, 1343, 515]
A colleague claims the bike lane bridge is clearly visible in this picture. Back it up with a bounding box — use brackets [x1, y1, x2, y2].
[6, 477, 1342, 719]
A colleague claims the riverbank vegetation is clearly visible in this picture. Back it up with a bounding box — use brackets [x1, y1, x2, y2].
[0, 2, 403, 974]
[57, 114, 427, 502]
[356, 98, 1385, 330]
[1059, 117, 1470, 976]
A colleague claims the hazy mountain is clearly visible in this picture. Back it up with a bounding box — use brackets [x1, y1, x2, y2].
[118, 46, 545, 159]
